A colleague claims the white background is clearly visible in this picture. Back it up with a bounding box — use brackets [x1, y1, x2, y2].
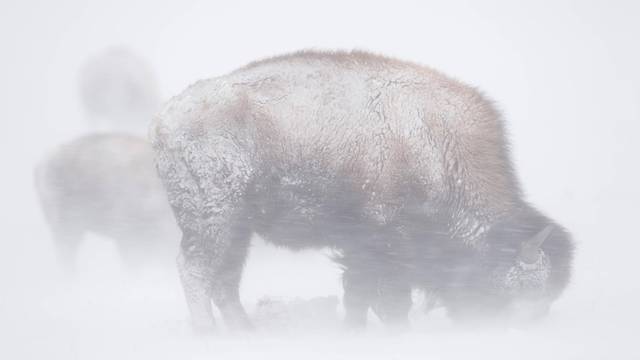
[1, 1, 639, 359]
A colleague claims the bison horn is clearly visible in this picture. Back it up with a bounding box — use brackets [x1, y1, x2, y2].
[520, 225, 554, 264]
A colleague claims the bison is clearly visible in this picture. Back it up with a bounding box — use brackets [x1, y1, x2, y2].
[79, 47, 160, 134]
[36, 133, 179, 270]
[150, 50, 574, 330]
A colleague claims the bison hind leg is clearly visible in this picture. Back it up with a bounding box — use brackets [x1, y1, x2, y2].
[50, 224, 84, 274]
[155, 133, 256, 332]
[177, 218, 254, 333]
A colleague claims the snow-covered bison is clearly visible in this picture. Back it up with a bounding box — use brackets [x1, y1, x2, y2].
[150, 50, 574, 330]
[36, 134, 179, 270]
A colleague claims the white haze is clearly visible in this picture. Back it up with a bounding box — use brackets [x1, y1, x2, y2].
[1, 0, 639, 359]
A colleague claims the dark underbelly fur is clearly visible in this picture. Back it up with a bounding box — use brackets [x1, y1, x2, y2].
[249, 182, 369, 250]
[245, 173, 473, 290]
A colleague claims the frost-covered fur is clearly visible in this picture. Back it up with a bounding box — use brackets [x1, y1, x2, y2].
[35, 133, 179, 270]
[150, 50, 574, 330]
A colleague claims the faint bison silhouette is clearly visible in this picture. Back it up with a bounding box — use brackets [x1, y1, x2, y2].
[79, 47, 160, 134]
[150, 50, 574, 330]
[36, 133, 179, 270]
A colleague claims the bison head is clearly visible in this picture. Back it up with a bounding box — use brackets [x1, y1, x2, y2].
[444, 208, 574, 324]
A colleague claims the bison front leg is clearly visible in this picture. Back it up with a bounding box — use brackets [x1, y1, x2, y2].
[341, 229, 413, 328]
[342, 266, 376, 328]
[371, 274, 412, 328]
[342, 264, 412, 328]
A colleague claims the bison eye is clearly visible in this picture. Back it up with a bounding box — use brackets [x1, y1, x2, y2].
[494, 251, 551, 295]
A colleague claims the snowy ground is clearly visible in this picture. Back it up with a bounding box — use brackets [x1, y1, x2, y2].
[1, 1, 639, 359]
[2, 232, 637, 359]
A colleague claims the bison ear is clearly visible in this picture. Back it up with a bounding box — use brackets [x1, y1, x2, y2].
[519, 225, 554, 264]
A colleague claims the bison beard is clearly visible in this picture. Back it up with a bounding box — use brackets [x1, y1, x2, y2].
[150, 50, 574, 331]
